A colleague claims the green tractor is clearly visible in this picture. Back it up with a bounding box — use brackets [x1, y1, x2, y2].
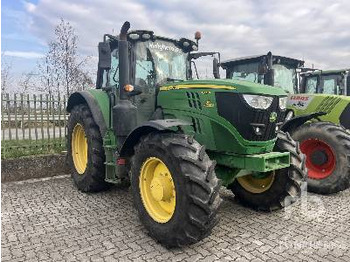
[222, 53, 350, 194]
[66, 22, 306, 247]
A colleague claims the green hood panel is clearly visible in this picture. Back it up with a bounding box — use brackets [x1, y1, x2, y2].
[161, 79, 287, 96]
[288, 93, 350, 125]
[157, 81, 283, 155]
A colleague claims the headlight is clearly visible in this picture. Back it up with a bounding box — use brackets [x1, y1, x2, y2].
[242, 95, 273, 110]
[279, 97, 288, 110]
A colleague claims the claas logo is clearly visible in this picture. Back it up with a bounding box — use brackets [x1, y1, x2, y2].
[290, 96, 309, 101]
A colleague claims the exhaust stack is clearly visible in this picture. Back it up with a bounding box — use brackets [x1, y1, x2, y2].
[118, 21, 130, 100]
[113, 21, 137, 147]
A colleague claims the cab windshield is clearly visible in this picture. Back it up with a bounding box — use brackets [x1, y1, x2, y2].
[230, 62, 260, 83]
[135, 40, 188, 86]
[229, 62, 297, 94]
[272, 64, 297, 94]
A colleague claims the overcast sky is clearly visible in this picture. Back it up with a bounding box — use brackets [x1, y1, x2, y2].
[2, 0, 350, 78]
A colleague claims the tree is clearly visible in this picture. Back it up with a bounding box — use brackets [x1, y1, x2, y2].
[38, 18, 92, 97]
[18, 72, 36, 93]
[1, 53, 12, 93]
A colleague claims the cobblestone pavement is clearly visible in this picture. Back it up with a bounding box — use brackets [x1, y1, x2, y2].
[2, 175, 350, 262]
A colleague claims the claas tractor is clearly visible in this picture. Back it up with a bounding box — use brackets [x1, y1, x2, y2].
[222, 53, 350, 194]
[66, 22, 306, 247]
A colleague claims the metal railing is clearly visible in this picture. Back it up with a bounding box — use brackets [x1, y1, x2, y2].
[1, 93, 68, 158]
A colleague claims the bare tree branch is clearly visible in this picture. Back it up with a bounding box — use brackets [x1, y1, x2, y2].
[18, 72, 36, 93]
[1, 52, 13, 93]
[37, 18, 92, 96]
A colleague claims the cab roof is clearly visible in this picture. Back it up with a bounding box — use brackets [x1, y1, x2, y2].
[301, 69, 350, 76]
[221, 54, 304, 69]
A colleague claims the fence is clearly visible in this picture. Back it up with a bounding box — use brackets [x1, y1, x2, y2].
[1, 93, 68, 159]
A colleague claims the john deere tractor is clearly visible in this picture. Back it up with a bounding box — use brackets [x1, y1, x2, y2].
[222, 53, 350, 194]
[67, 22, 306, 247]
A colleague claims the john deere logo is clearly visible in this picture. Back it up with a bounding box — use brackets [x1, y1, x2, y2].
[269, 112, 277, 123]
[204, 100, 214, 108]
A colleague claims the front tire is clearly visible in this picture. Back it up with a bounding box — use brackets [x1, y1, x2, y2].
[67, 104, 110, 192]
[292, 122, 350, 194]
[230, 131, 307, 211]
[130, 133, 221, 247]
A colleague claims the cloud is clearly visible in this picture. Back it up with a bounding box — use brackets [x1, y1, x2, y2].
[21, 0, 350, 69]
[3, 51, 43, 59]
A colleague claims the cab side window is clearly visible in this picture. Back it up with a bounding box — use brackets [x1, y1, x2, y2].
[101, 48, 119, 88]
[109, 49, 119, 87]
[305, 76, 317, 93]
[322, 77, 336, 94]
[135, 43, 155, 90]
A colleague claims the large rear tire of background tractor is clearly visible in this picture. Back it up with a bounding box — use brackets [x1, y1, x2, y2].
[229, 131, 306, 211]
[292, 122, 350, 194]
[67, 104, 110, 192]
[130, 133, 222, 247]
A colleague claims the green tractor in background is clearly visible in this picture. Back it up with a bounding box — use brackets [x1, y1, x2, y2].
[66, 22, 306, 247]
[222, 53, 350, 194]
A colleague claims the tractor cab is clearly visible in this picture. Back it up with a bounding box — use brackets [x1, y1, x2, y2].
[97, 30, 197, 89]
[221, 52, 304, 94]
[96, 29, 198, 124]
[300, 69, 350, 96]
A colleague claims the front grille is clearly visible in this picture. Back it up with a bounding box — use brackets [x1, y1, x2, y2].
[215, 92, 285, 141]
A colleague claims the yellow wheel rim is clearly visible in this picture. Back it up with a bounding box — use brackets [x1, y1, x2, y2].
[72, 123, 88, 174]
[237, 172, 275, 194]
[139, 157, 176, 223]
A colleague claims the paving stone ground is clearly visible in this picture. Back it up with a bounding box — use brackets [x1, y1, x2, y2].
[2, 174, 350, 261]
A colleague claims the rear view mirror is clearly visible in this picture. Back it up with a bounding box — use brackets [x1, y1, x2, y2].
[213, 58, 220, 79]
[98, 42, 111, 69]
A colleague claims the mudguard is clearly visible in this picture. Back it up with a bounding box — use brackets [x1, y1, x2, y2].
[119, 119, 191, 157]
[281, 112, 327, 133]
[66, 91, 110, 136]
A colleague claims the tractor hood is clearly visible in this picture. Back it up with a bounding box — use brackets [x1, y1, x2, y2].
[157, 78, 287, 155]
[160, 79, 287, 96]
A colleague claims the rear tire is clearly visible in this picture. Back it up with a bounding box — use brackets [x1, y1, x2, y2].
[292, 122, 350, 194]
[230, 131, 307, 211]
[130, 133, 222, 247]
[67, 104, 110, 192]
